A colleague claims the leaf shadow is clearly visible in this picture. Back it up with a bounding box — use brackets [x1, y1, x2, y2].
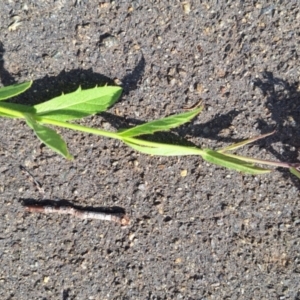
[177, 109, 243, 143]
[253, 71, 300, 185]
[121, 54, 145, 95]
[0, 45, 145, 106]
[0, 42, 16, 85]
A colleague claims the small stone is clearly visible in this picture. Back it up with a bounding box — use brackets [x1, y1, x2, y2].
[182, 2, 191, 14]
[43, 276, 50, 283]
[175, 257, 182, 264]
[138, 183, 146, 190]
[129, 233, 135, 241]
[180, 170, 187, 177]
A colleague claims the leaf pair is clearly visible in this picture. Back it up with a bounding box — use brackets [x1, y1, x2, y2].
[0, 82, 123, 159]
[0, 81, 123, 121]
[0, 82, 203, 161]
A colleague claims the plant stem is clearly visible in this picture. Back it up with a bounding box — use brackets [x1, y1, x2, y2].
[0, 105, 206, 155]
[0, 105, 26, 118]
[123, 136, 206, 155]
[1, 104, 297, 171]
[34, 116, 122, 140]
[37, 117, 206, 155]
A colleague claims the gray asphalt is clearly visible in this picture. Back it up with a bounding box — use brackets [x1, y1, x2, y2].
[1, 1, 300, 299]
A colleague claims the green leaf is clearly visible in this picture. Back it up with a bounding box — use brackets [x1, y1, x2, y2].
[201, 149, 271, 175]
[0, 81, 32, 101]
[218, 131, 275, 153]
[119, 107, 203, 137]
[123, 138, 204, 156]
[34, 85, 122, 121]
[290, 167, 300, 179]
[24, 114, 73, 159]
[0, 102, 35, 118]
[124, 139, 270, 174]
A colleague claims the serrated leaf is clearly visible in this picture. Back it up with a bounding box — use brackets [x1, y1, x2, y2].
[24, 114, 73, 159]
[201, 149, 271, 175]
[0, 81, 32, 101]
[34, 85, 122, 121]
[0, 101, 35, 118]
[123, 138, 204, 156]
[119, 107, 203, 137]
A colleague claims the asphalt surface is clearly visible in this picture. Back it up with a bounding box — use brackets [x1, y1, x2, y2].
[1, 1, 300, 299]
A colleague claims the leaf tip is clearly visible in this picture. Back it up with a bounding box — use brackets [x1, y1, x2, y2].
[290, 167, 300, 179]
[66, 153, 74, 160]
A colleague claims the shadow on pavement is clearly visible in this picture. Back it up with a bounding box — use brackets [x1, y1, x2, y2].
[254, 71, 300, 184]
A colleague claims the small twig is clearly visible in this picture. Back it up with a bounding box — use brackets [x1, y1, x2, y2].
[25, 205, 130, 226]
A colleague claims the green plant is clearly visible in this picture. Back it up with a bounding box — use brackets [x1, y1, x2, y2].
[1, 81, 299, 177]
